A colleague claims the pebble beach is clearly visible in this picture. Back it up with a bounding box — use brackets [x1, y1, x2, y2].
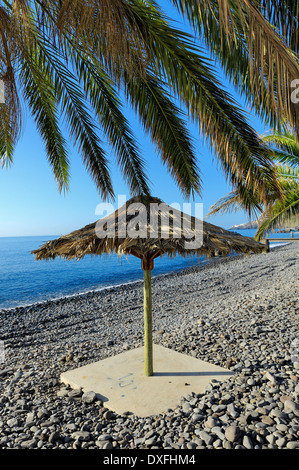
[0, 242, 298, 450]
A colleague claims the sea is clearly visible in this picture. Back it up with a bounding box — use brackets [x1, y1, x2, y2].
[0, 230, 292, 310]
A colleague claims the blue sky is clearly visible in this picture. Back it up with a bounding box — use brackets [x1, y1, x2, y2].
[0, 2, 269, 238]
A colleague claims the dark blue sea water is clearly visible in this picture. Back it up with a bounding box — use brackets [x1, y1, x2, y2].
[0, 230, 291, 310]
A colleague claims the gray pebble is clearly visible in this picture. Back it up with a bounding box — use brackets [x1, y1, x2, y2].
[286, 441, 299, 449]
[276, 437, 286, 447]
[21, 439, 37, 449]
[71, 431, 90, 441]
[243, 435, 253, 449]
[97, 433, 112, 441]
[198, 431, 213, 446]
[205, 417, 218, 429]
[191, 413, 204, 423]
[96, 440, 113, 449]
[7, 418, 18, 428]
[284, 400, 298, 413]
[225, 425, 241, 443]
[82, 391, 97, 404]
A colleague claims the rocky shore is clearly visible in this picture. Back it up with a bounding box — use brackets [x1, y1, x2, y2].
[0, 242, 298, 450]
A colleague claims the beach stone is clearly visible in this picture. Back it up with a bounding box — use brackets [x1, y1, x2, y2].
[97, 433, 112, 441]
[213, 438, 222, 448]
[276, 437, 286, 448]
[247, 378, 255, 386]
[286, 441, 299, 449]
[182, 402, 192, 413]
[205, 417, 218, 429]
[145, 437, 157, 446]
[280, 395, 293, 404]
[211, 427, 225, 440]
[276, 423, 288, 433]
[243, 435, 253, 449]
[57, 388, 69, 397]
[261, 415, 274, 425]
[21, 439, 37, 449]
[198, 431, 213, 446]
[71, 431, 90, 441]
[96, 440, 113, 449]
[36, 408, 49, 419]
[82, 391, 96, 404]
[265, 434, 276, 445]
[227, 403, 239, 418]
[68, 389, 82, 398]
[191, 413, 203, 423]
[221, 393, 233, 404]
[223, 440, 232, 449]
[218, 413, 230, 424]
[225, 425, 241, 443]
[284, 400, 298, 413]
[264, 372, 277, 384]
[48, 431, 60, 444]
[187, 442, 197, 449]
[7, 418, 18, 428]
[103, 410, 113, 420]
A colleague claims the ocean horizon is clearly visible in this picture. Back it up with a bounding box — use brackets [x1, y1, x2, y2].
[0, 230, 291, 310]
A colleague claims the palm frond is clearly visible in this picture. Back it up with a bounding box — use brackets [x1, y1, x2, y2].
[206, 189, 262, 220]
[262, 130, 299, 159]
[170, 0, 299, 136]
[123, 69, 201, 199]
[22, 36, 115, 200]
[119, 1, 280, 204]
[259, 0, 299, 53]
[255, 182, 299, 240]
[0, 5, 22, 160]
[0, 0, 293, 202]
[19, 45, 70, 192]
[73, 51, 151, 197]
[276, 164, 299, 180]
[34, 0, 150, 75]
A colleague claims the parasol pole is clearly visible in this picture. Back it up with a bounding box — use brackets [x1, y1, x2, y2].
[142, 254, 154, 376]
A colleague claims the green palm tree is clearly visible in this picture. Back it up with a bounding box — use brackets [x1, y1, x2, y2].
[206, 129, 299, 240]
[0, 1, 298, 201]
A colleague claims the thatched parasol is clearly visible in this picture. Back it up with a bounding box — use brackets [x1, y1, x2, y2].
[32, 196, 266, 376]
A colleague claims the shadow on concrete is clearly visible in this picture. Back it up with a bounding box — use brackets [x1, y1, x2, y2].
[153, 371, 233, 377]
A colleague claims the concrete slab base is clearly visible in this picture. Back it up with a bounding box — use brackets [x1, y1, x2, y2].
[60, 345, 233, 417]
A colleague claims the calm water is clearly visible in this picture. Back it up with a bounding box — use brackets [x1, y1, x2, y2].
[0, 230, 291, 310]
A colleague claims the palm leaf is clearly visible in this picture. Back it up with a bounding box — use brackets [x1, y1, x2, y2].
[33, 0, 151, 76]
[72, 51, 151, 197]
[259, 0, 299, 53]
[22, 36, 115, 200]
[170, 0, 299, 136]
[276, 164, 299, 180]
[123, 69, 201, 198]
[116, 1, 280, 203]
[255, 181, 299, 240]
[19, 46, 70, 192]
[262, 130, 299, 169]
[206, 189, 262, 220]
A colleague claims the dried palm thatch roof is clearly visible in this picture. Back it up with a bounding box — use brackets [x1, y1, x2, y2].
[32, 196, 266, 264]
